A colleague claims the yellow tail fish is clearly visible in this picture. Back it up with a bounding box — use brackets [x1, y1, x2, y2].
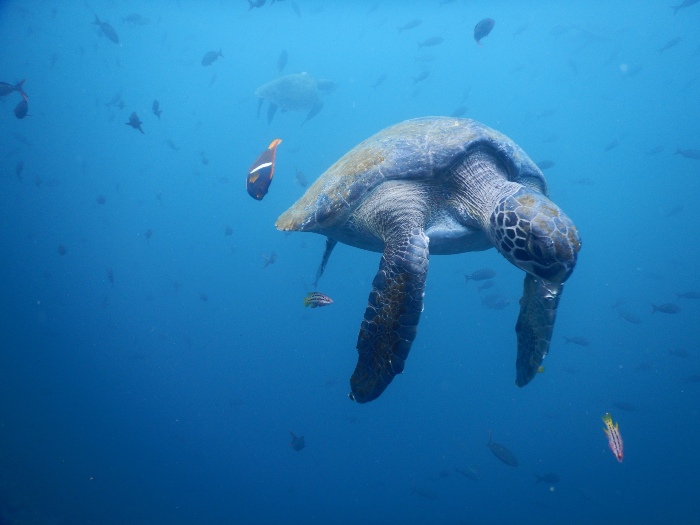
[602, 413, 624, 463]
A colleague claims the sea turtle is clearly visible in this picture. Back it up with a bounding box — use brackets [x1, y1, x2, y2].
[276, 117, 581, 403]
[255, 72, 335, 124]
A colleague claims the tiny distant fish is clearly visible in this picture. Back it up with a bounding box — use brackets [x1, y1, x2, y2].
[289, 431, 305, 451]
[671, 0, 700, 14]
[464, 268, 496, 282]
[536, 160, 556, 170]
[474, 18, 495, 46]
[542, 134, 560, 143]
[677, 291, 700, 299]
[602, 413, 623, 463]
[450, 105, 468, 117]
[96, 195, 106, 204]
[248, 0, 266, 10]
[398, 18, 422, 33]
[247, 138, 282, 200]
[304, 291, 333, 308]
[261, 251, 276, 268]
[534, 473, 560, 484]
[482, 293, 510, 310]
[57, 244, 67, 256]
[93, 14, 119, 44]
[619, 311, 643, 324]
[663, 205, 683, 218]
[152, 99, 162, 119]
[513, 23, 529, 36]
[674, 148, 700, 160]
[144, 228, 153, 243]
[295, 169, 307, 187]
[573, 177, 595, 186]
[165, 139, 179, 151]
[658, 37, 682, 53]
[126, 112, 144, 134]
[372, 73, 387, 89]
[604, 139, 619, 152]
[684, 373, 700, 383]
[107, 268, 114, 284]
[291, 2, 302, 17]
[417, 36, 443, 48]
[646, 145, 664, 155]
[276, 50, 288, 74]
[413, 70, 430, 84]
[564, 336, 590, 346]
[652, 303, 680, 314]
[224, 226, 233, 236]
[455, 465, 480, 481]
[612, 401, 636, 412]
[15, 160, 24, 180]
[668, 348, 690, 358]
[199, 292, 209, 302]
[486, 432, 518, 466]
[201, 49, 223, 66]
[537, 108, 557, 119]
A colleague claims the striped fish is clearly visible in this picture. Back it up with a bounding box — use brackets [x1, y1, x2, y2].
[304, 292, 333, 308]
[602, 413, 624, 463]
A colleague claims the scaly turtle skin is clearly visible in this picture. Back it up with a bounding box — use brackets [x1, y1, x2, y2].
[277, 117, 581, 403]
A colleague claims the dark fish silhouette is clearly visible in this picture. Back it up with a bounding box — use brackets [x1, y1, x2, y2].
[564, 336, 590, 346]
[248, 0, 266, 9]
[14, 98, 28, 119]
[201, 49, 223, 66]
[413, 70, 430, 84]
[0, 79, 25, 97]
[671, 0, 699, 15]
[677, 291, 700, 299]
[224, 226, 233, 236]
[126, 112, 144, 133]
[474, 18, 495, 46]
[57, 244, 67, 256]
[482, 293, 510, 310]
[418, 36, 443, 48]
[372, 73, 387, 89]
[652, 303, 680, 314]
[276, 49, 288, 73]
[450, 105, 468, 117]
[487, 432, 518, 466]
[144, 228, 153, 243]
[291, 2, 302, 17]
[93, 15, 119, 44]
[107, 268, 114, 284]
[604, 139, 619, 152]
[674, 148, 700, 160]
[96, 195, 106, 204]
[152, 100, 162, 119]
[619, 311, 643, 324]
[289, 431, 305, 451]
[535, 473, 560, 484]
[262, 252, 276, 268]
[464, 268, 496, 282]
[295, 169, 307, 187]
[165, 139, 179, 151]
[398, 19, 422, 33]
[15, 160, 24, 180]
[658, 37, 682, 53]
[122, 13, 149, 25]
[536, 160, 556, 170]
[612, 400, 636, 412]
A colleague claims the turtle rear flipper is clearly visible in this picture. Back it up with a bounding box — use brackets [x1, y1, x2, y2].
[515, 274, 562, 386]
[267, 103, 278, 124]
[350, 227, 429, 403]
[302, 101, 323, 125]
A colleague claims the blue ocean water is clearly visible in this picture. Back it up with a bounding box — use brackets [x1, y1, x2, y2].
[1, 1, 699, 523]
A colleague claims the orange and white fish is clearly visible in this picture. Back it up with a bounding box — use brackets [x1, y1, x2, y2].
[602, 413, 623, 463]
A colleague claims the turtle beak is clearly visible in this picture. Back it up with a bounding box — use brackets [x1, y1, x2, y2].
[490, 188, 581, 284]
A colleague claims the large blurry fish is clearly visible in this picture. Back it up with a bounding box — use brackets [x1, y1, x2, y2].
[397, 19, 422, 33]
[464, 268, 496, 282]
[474, 18, 495, 46]
[602, 413, 623, 462]
[674, 148, 700, 160]
[93, 15, 119, 44]
[126, 112, 144, 134]
[0, 79, 25, 97]
[14, 98, 28, 119]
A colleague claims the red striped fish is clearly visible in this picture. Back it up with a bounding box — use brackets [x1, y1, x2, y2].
[602, 413, 624, 463]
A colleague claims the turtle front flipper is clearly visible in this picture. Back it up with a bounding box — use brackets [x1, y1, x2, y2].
[349, 227, 429, 403]
[514, 274, 562, 386]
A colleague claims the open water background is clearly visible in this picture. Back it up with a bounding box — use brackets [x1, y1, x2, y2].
[1, 1, 699, 523]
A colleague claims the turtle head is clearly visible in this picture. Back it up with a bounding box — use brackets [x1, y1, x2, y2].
[489, 187, 580, 283]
